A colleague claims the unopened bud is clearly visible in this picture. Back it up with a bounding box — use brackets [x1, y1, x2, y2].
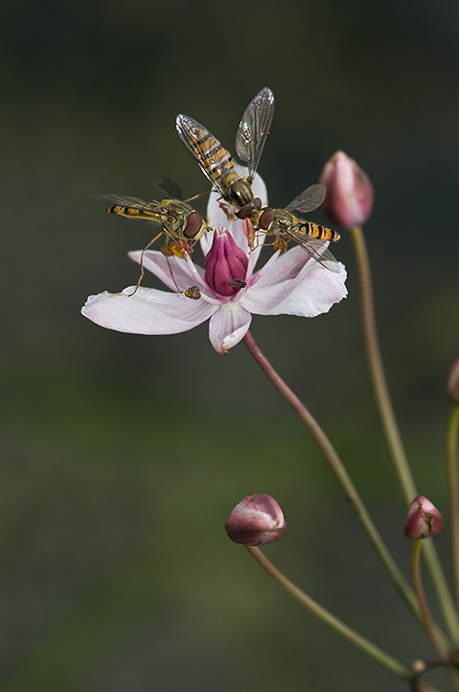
[447, 356, 459, 404]
[319, 150, 374, 230]
[404, 495, 443, 539]
[225, 494, 286, 546]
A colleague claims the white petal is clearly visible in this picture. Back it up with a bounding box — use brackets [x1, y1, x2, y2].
[253, 245, 316, 286]
[240, 246, 314, 314]
[208, 302, 252, 354]
[82, 286, 217, 334]
[266, 262, 348, 317]
[128, 250, 205, 292]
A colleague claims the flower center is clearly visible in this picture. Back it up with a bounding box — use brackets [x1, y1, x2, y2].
[204, 228, 249, 297]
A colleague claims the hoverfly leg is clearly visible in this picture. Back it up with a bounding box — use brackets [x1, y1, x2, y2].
[128, 230, 164, 296]
[184, 189, 211, 203]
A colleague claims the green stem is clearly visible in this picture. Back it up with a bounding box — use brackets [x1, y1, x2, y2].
[412, 539, 449, 660]
[246, 545, 412, 681]
[242, 331, 439, 634]
[447, 405, 459, 609]
[411, 539, 459, 691]
[350, 224, 459, 645]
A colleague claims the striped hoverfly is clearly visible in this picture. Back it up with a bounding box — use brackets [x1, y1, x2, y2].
[93, 178, 209, 292]
[93, 177, 207, 249]
[251, 183, 341, 273]
[176, 87, 275, 219]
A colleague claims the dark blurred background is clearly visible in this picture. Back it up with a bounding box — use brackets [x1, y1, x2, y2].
[2, 0, 459, 689]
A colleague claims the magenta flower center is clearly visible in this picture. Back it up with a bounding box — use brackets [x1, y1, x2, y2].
[204, 228, 249, 297]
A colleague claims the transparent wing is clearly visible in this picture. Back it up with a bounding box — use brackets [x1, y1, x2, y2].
[284, 229, 340, 273]
[285, 184, 326, 214]
[176, 114, 233, 199]
[235, 87, 275, 182]
[153, 176, 183, 200]
[92, 193, 162, 211]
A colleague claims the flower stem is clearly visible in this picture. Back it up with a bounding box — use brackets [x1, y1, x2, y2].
[350, 224, 459, 645]
[412, 539, 449, 660]
[246, 545, 412, 681]
[243, 331, 430, 628]
[411, 540, 459, 691]
[447, 405, 459, 609]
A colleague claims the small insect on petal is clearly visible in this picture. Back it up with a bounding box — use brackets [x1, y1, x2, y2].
[184, 285, 201, 300]
[404, 495, 443, 539]
[225, 494, 286, 546]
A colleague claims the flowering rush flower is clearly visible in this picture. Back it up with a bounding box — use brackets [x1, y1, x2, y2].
[82, 173, 348, 354]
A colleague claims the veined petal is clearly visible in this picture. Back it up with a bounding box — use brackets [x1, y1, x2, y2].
[129, 250, 205, 292]
[241, 246, 320, 314]
[252, 245, 317, 287]
[82, 286, 217, 334]
[208, 302, 252, 354]
[265, 262, 347, 317]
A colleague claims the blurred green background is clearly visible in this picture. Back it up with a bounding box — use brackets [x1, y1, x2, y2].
[2, 0, 459, 690]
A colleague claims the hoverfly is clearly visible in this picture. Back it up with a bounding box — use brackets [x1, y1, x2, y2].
[93, 177, 207, 247]
[251, 183, 341, 272]
[93, 177, 208, 293]
[175, 87, 274, 219]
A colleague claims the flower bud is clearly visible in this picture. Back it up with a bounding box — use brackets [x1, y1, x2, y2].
[225, 494, 286, 546]
[404, 495, 443, 539]
[204, 228, 249, 297]
[319, 150, 374, 230]
[447, 356, 459, 404]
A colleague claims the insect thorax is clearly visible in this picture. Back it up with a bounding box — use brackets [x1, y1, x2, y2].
[270, 209, 298, 233]
[226, 175, 254, 208]
[161, 199, 194, 234]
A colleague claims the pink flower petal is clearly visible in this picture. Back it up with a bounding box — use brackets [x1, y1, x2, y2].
[266, 262, 347, 317]
[128, 250, 205, 292]
[82, 286, 217, 334]
[208, 303, 252, 354]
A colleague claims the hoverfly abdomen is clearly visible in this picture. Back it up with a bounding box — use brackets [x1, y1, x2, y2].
[106, 204, 158, 219]
[297, 222, 340, 243]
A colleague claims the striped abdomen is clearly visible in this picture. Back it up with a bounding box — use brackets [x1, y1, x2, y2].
[189, 129, 236, 190]
[106, 205, 160, 220]
[296, 221, 340, 242]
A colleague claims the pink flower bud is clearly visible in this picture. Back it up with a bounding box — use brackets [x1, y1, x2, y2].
[404, 495, 443, 539]
[204, 228, 249, 297]
[225, 494, 286, 546]
[447, 356, 459, 404]
[319, 151, 374, 230]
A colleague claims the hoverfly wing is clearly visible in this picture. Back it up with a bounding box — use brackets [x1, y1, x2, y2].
[285, 184, 326, 215]
[235, 87, 275, 183]
[285, 230, 340, 273]
[175, 114, 232, 199]
[153, 176, 183, 201]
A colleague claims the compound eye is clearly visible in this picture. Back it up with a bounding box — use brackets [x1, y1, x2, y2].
[184, 212, 204, 238]
[236, 204, 253, 220]
[259, 208, 274, 231]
